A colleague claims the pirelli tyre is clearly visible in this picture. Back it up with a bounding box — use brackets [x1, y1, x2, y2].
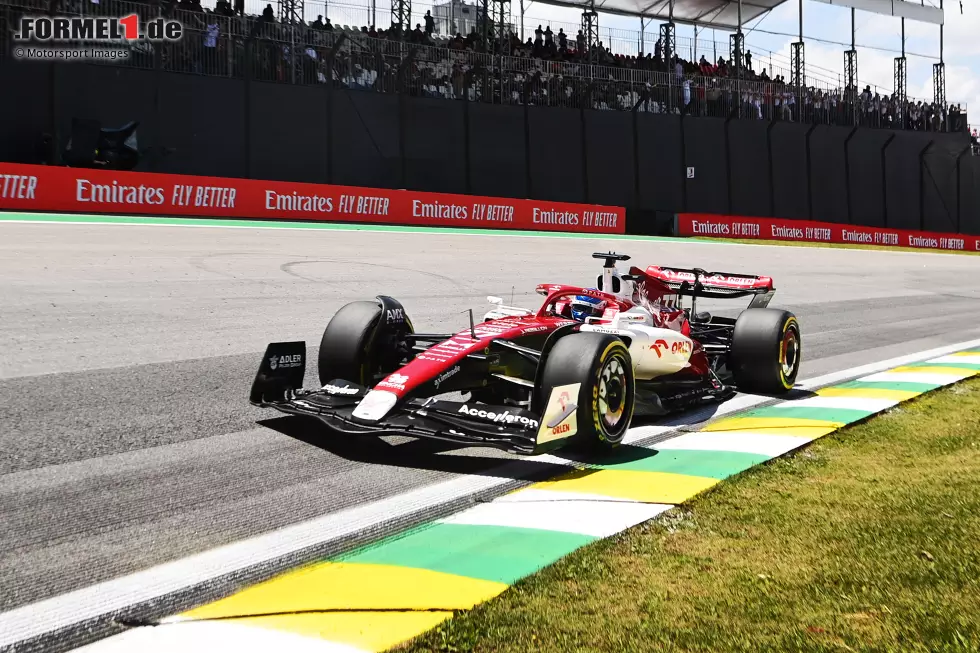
[317, 300, 413, 387]
[730, 308, 801, 395]
[538, 332, 635, 452]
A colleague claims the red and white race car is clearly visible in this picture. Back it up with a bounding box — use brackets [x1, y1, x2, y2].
[250, 252, 801, 455]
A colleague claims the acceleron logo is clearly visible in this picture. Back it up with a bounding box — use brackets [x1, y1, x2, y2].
[14, 14, 183, 42]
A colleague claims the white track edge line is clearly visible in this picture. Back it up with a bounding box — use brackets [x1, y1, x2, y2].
[2, 336, 980, 646]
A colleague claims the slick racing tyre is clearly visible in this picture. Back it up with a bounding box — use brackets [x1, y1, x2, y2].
[538, 332, 635, 452]
[730, 308, 801, 394]
[317, 300, 412, 387]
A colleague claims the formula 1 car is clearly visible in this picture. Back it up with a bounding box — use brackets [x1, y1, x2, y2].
[250, 252, 801, 455]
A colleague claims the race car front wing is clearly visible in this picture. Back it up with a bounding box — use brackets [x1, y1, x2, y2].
[249, 342, 568, 455]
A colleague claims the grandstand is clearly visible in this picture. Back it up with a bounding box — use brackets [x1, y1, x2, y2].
[0, 0, 967, 133]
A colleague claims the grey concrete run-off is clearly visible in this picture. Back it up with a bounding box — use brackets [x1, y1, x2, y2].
[2, 222, 979, 611]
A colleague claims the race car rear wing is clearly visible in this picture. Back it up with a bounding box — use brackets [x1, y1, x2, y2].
[644, 266, 775, 308]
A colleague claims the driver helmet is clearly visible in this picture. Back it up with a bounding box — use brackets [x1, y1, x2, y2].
[569, 292, 604, 322]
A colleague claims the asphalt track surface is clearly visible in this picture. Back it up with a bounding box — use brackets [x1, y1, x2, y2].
[3, 219, 980, 620]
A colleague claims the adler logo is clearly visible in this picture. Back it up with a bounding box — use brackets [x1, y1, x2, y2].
[269, 354, 302, 370]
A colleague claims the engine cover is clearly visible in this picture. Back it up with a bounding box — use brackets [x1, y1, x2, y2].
[580, 307, 694, 380]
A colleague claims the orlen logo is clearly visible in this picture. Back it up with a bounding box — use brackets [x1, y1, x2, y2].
[14, 15, 183, 42]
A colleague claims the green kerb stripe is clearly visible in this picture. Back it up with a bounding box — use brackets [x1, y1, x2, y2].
[833, 380, 941, 393]
[333, 522, 595, 586]
[584, 446, 770, 480]
[741, 405, 874, 424]
[908, 362, 980, 371]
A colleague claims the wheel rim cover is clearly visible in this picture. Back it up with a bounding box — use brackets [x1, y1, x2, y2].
[598, 355, 627, 432]
[780, 329, 799, 378]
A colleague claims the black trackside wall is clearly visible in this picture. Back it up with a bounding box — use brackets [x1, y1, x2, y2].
[2, 61, 977, 236]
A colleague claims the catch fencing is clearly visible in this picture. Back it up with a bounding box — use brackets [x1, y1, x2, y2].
[0, 0, 968, 134]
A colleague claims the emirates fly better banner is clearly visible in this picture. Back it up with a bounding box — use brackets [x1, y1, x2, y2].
[0, 163, 626, 234]
[678, 213, 980, 253]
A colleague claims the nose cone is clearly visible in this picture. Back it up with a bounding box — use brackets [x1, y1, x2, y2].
[351, 390, 398, 422]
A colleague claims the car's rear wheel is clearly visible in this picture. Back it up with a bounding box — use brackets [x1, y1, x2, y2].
[730, 308, 801, 394]
[537, 332, 635, 452]
[317, 300, 412, 387]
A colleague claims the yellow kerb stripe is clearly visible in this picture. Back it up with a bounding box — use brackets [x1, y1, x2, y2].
[816, 387, 920, 401]
[703, 416, 844, 433]
[532, 468, 719, 504]
[180, 562, 508, 621]
[890, 365, 978, 376]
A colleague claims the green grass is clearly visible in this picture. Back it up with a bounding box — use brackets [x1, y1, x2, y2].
[399, 378, 980, 653]
[694, 236, 980, 256]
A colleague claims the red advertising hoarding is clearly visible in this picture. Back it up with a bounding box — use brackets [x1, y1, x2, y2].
[0, 163, 626, 235]
[678, 213, 980, 253]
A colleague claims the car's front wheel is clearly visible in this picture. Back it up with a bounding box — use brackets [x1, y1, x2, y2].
[317, 300, 413, 387]
[537, 332, 635, 452]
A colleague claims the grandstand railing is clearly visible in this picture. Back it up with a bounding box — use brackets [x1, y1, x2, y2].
[0, 0, 969, 134]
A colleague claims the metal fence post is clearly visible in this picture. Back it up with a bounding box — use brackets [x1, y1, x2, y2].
[955, 143, 971, 233]
[918, 140, 935, 231]
[843, 126, 858, 224]
[523, 75, 534, 198]
[724, 115, 734, 214]
[463, 70, 474, 195]
[46, 0, 60, 165]
[680, 112, 688, 212]
[881, 134, 896, 227]
[805, 124, 818, 219]
[581, 82, 597, 203]
[396, 48, 417, 189]
[243, 35, 253, 178]
[324, 34, 347, 184]
[632, 90, 650, 211]
[767, 121, 776, 216]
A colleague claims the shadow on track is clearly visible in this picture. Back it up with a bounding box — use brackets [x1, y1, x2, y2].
[259, 387, 816, 478]
[260, 415, 673, 481]
[258, 415, 567, 481]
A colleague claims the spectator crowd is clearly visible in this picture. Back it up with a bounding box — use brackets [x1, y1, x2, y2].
[0, 0, 968, 134]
